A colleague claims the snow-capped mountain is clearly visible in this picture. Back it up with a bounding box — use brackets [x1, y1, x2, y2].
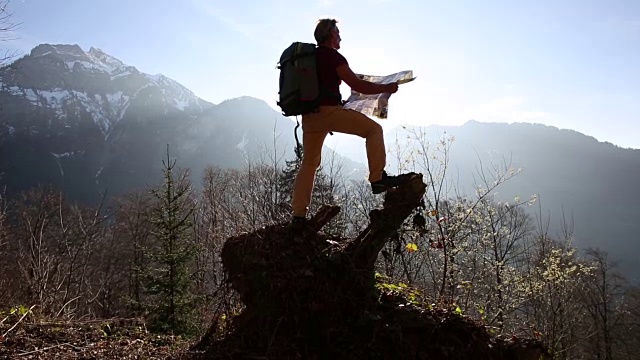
[0, 44, 207, 137]
[0, 44, 364, 203]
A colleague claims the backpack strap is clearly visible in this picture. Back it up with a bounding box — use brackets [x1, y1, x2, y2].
[294, 116, 302, 161]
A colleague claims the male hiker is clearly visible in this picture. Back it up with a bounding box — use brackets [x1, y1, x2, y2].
[290, 18, 410, 223]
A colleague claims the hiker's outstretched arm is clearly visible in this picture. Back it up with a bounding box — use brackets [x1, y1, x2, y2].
[336, 64, 398, 95]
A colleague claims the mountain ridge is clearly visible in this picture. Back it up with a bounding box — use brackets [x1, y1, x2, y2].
[0, 43, 365, 203]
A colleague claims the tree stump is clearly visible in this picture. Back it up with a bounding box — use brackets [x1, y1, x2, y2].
[194, 173, 548, 359]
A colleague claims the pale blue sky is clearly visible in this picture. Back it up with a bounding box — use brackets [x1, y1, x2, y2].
[4, 0, 640, 149]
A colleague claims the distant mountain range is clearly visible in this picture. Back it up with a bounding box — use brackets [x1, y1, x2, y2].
[0, 44, 365, 203]
[1, 44, 638, 282]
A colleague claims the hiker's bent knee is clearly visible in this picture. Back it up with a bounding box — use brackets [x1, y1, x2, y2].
[367, 121, 383, 137]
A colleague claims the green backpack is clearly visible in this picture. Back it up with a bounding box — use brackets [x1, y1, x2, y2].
[276, 42, 320, 117]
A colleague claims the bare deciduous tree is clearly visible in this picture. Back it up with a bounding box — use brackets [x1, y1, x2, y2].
[114, 191, 153, 313]
[0, 0, 20, 65]
[516, 217, 594, 359]
[581, 248, 630, 360]
[0, 187, 9, 302]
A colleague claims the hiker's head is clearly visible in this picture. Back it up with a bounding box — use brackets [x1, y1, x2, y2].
[315, 18, 341, 49]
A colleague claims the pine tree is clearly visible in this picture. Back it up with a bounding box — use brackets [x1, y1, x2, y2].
[144, 146, 197, 335]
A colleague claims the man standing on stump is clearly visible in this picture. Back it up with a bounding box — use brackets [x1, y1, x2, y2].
[291, 18, 411, 224]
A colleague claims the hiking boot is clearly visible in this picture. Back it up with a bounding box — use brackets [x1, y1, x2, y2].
[371, 171, 413, 194]
[289, 216, 308, 228]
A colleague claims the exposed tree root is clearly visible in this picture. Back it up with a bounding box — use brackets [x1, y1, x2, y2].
[194, 173, 548, 359]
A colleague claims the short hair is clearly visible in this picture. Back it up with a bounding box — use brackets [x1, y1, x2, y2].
[314, 18, 338, 44]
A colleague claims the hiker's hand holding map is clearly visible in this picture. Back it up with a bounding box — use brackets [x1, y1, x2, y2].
[343, 70, 415, 119]
[385, 82, 399, 94]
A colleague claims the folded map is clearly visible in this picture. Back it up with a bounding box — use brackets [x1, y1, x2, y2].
[343, 70, 415, 119]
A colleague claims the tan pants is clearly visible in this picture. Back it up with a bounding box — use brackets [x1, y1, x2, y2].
[291, 105, 386, 217]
